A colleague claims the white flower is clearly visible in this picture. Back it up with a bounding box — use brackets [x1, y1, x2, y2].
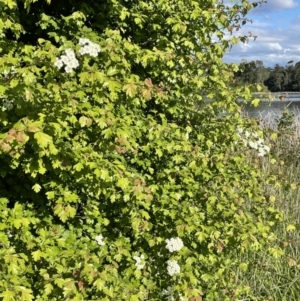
[54, 49, 79, 72]
[68, 59, 79, 69]
[79, 38, 90, 45]
[60, 55, 68, 65]
[236, 126, 270, 158]
[258, 145, 270, 157]
[133, 254, 145, 270]
[257, 149, 265, 157]
[257, 138, 264, 145]
[249, 140, 258, 149]
[79, 38, 100, 57]
[2, 99, 13, 111]
[95, 234, 105, 246]
[54, 58, 63, 69]
[79, 47, 85, 55]
[79, 45, 99, 57]
[264, 145, 270, 153]
[165, 237, 184, 253]
[167, 260, 180, 276]
[237, 127, 243, 134]
[161, 287, 186, 301]
[65, 65, 74, 73]
[65, 48, 76, 58]
[162, 287, 175, 301]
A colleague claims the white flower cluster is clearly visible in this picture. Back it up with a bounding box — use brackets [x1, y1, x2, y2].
[54, 48, 79, 73]
[167, 260, 180, 276]
[79, 38, 100, 57]
[95, 234, 105, 246]
[133, 254, 145, 270]
[54, 39, 100, 73]
[237, 127, 270, 157]
[1, 99, 13, 111]
[162, 287, 175, 301]
[161, 288, 185, 301]
[166, 237, 184, 253]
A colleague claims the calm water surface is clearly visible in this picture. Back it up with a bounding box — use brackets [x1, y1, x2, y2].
[242, 93, 300, 119]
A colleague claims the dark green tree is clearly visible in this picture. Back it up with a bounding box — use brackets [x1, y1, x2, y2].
[290, 61, 300, 91]
[264, 64, 287, 92]
[234, 60, 269, 85]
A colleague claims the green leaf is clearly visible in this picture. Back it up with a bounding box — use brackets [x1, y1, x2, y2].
[13, 219, 22, 229]
[34, 132, 53, 148]
[24, 72, 36, 86]
[44, 283, 53, 295]
[256, 84, 262, 92]
[94, 279, 105, 291]
[123, 83, 137, 98]
[130, 295, 140, 301]
[116, 178, 129, 190]
[268, 247, 284, 259]
[79, 116, 93, 127]
[0, 290, 15, 301]
[251, 98, 260, 107]
[287, 224, 296, 232]
[54, 278, 64, 288]
[73, 162, 84, 171]
[120, 9, 130, 21]
[32, 183, 42, 193]
[32, 250, 44, 261]
[20, 287, 34, 301]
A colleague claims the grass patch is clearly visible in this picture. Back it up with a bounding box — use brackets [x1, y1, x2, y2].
[235, 110, 300, 300]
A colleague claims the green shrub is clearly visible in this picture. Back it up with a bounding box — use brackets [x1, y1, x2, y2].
[276, 109, 295, 134]
[0, 0, 280, 300]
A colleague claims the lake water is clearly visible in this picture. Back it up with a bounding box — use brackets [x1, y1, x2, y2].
[242, 93, 300, 121]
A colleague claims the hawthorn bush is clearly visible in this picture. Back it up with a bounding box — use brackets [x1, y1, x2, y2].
[0, 0, 280, 300]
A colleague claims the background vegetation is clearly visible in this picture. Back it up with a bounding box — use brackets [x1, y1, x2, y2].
[233, 59, 300, 92]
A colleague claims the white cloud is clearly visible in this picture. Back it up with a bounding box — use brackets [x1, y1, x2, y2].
[223, 6, 300, 67]
[225, 0, 298, 11]
[220, 0, 300, 67]
[252, 0, 298, 13]
[265, 43, 283, 51]
[240, 43, 251, 52]
[268, 0, 297, 9]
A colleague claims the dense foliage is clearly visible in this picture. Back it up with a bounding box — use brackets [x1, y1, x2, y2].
[233, 59, 300, 92]
[0, 0, 280, 300]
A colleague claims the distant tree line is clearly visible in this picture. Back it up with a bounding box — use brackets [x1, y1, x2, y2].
[233, 60, 300, 92]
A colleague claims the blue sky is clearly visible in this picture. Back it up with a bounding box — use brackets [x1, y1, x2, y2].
[223, 0, 300, 67]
